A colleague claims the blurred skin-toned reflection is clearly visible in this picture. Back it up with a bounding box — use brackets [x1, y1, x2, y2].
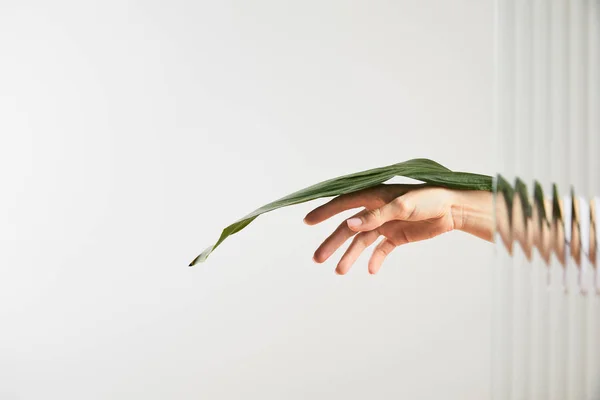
[591, 201, 597, 267]
[304, 184, 596, 275]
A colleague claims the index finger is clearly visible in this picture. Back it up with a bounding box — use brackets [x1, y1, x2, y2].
[303, 186, 388, 226]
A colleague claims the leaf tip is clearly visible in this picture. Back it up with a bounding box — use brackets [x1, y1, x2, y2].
[189, 252, 205, 266]
[188, 245, 215, 266]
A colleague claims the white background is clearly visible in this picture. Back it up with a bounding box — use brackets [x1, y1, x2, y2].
[0, 1, 495, 398]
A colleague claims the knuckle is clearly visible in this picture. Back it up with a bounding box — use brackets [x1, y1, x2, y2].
[393, 197, 414, 219]
[367, 207, 381, 221]
[355, 234, 368, 246]
[392, 197, 405, 208]
[398, 230, 410, 244]
[377, 246, 390, 257]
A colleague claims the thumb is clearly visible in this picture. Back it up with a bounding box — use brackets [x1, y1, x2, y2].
[347, 197, 417, 232]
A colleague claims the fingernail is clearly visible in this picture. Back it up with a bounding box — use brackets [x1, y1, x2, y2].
[347, 217, 362, 228]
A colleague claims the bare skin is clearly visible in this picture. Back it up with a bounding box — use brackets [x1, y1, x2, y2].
[304, 184, 594, 275]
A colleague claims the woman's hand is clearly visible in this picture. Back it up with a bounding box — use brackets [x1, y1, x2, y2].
[304, 184, 494, 275]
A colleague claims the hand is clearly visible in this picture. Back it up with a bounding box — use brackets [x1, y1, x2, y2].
[304, 184, 494, 275]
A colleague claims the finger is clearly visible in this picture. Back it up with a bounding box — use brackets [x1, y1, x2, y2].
[368, 239, 396, 274]
[336, 230, 380, 275]
[304, 187, 386, 226]
[346, 196, 418, 232]
[313, 211, 364, 263]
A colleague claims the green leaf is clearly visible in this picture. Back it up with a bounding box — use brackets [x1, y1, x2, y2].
[533, 181, 548, 230]
[496, 175, 514, 225]
[514, 178, 532, 226]
[190, 158, 493, 266]
[552, 183, 563, 223]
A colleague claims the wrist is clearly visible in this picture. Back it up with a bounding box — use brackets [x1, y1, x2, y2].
[450, 190, 495, 242]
